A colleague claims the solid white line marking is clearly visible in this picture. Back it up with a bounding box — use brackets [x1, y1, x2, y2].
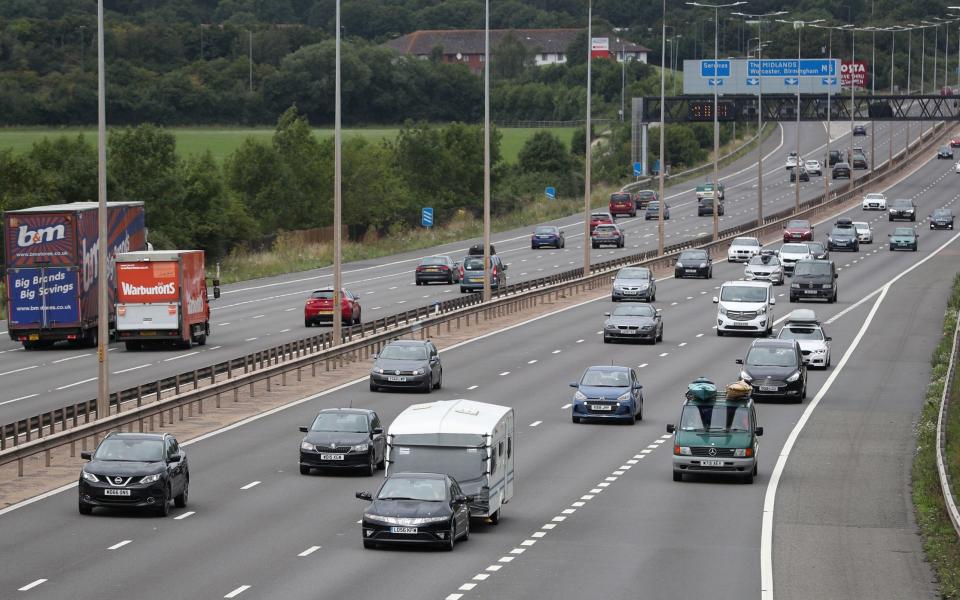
[108, 540, 132, 550]
[298, 546, 321, 557]
[0, 365, 38, 377]
[279, 329, 290, 333]
[0, 394, 37, 407]
[468, 385, 479, 390]
[207, 346, 222, 350]
[55, 377, 96, 391]
[240, 481, 261, 490]
[113, 364, 151, 375]
[163, 351, 199, 362]
[224, 586, 251, 598]
[174, 511, 195, 520]
[218, 322, 231, 326]
[52, 353, 91, 364]
[529, 421, 542, 427]
[284, 307, 297, 312]
[499, 371, 510, 376]
[18, 579, 47, 591]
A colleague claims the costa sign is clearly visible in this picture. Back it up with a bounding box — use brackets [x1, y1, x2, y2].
[841, 60, 869, 89]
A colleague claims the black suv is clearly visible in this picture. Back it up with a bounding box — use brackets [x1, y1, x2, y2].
[697, 197, 725, 216]
[299, 408, 386, 475]
[853, 125, 867, 136]
[79, 432, 188, 516]
[736, 339, 807, 402]
[832, 162, 851, 179]
[790, 259, 838, 303]
[789, 166, 810, 182]
[828, 150, 845, 166]
[851, 153, 868, 169]
[888, 198, 916, 222]
[827, 218, 859, 252]
[930, 208, 955, 230]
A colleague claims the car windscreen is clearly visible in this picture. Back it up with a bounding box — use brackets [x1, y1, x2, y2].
[780, 244, 809, 254]
[617, 268, 650, 280]
[637, 191, 655, 198]
[646, 202, 660, 210]
[594, 225, 618, 233]
[793, 262, 831, 277]
[933, 210, 952, 217]
[462, 257, 486, 270]
[389, 447, 486, 488]
[805, 242, 825, 252]
[830, 228, 853, 237]
[893, 227, 915, 236]
[679, 405, 751, 432]
[94, 438, 164, 462]
[311, 412, 368, 433]
[679, 251, 707, 261]
[613, 305, 655, 317]
[581, 369, 630, 387]
[310, 290, 334, 299]
[720, 286, 768, 302]
[534, 226, 556, 234]
[420, 256, 448, 266]
[745, 346, 798, 368]
[853, 223, 869, 230]
[748, 255, 780, 266]
[377, 476, 447, 502]
[591, 213, 611, 220]
[379, 345, 428, 360]
[611, 193, 631, 201]
[733, 238, 760, 247]
[779, 326, 824, 341]
[786, 220, 810, 228]
[892, 200, 912, 207]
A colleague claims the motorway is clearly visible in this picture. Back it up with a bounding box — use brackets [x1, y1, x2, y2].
[0, 122, 954, 599]
[0, 120, 922, 424]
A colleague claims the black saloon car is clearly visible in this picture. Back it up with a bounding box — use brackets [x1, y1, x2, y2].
[79, 432, 188, 516]
[853, 124, 867, 136]
[357, 472, 472, 550]
[370, 339, 442, 392]
[804, 241, 829, 260]
[888, 198, 917, 222]
[415, 256, 460, 285]
[736, 339, 807, 402]
[832, 162, 851, 179]
[299, 408, 386, 475]
[603, 303, 663, 344]
[674, 249, 713, 279]
[930, 208, 955, 230]
[827, 219, 859, 252]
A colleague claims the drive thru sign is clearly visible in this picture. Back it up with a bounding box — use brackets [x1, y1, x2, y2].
[841, 61, 868, 89]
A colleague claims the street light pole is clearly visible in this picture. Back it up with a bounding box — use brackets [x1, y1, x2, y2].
[248, 30, 253, 93]
[332, 0, 342, 346]
[583, 0, 592, 276]
[96, 0, 109, 419]
[658, 0, 667, 255]
[483, 0, 492, 301]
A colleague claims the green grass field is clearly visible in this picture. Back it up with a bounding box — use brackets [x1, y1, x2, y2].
[0, 126, 576, 165]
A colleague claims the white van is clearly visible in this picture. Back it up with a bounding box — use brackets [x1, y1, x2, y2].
[387, 399, 515, 523]
[713, 280, 775, 336]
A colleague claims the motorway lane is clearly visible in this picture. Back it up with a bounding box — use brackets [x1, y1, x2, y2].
[0, 120, 919, 423]
[1, 146, 955, 599]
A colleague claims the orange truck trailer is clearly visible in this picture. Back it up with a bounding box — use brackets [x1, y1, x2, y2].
[114, 250, 220, 350]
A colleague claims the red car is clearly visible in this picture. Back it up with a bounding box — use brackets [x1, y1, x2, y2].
[590, 211, 614, 233]
[950, 137, 960, 148]
[305, 288, 362, 327]
[633, 190, 658, 209]
[782, 218, 814, 242]
[609, 193, 636, 218]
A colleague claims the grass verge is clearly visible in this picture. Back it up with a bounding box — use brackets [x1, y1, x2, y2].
[913, 272, 960, 599]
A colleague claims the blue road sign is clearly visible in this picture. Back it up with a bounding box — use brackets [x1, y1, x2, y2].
[707, 78, 724, 86]
[700, 60, 731, 78]
[545, 186, 556, 200]
[822, 76, 837, 85]
[421, 207, 434, 227]
[653, 159, 661, 175]
[748, 59, 836, 77]
[784, 77, 799, 86]
[746, 77, 760, 86]
[633, 162, 642, 177]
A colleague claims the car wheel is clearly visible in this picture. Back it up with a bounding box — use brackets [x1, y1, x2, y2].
[433, 369, 442, 390]
[377, 450, 386, 469]
[369, 380, 378, 392]
[448, 275, 454, 284]
[460, 287, 466, 293]
[156, 490, 170, 517]
[444, 523, 456, 551]
[913, 244, 918, 251]
[174, 481, 189, 508]
[489, 509, 501, 525]
[462, 518, 470, 541]
[422, 378, 432, 394]
[299, 465, 311, 475]
[716, 329, 724, 337]
[363, 539, 377, 549]
[652, 292, 656, 302]
[673, 471, 683, 482]
[416, 280, 422, 286]
[305, 319, 312, 328]
[603, 336, 610, 344]
[626, 413, 636, 425]
[743, 471, 755, 484]
[637, 400, 644, 421]
[657, 326, 663, 342]
[366, 451, 376, 476]
[572, 415, 581, 423]
[78, 501, 93, 515]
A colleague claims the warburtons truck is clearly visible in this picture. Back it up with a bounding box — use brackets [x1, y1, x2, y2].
[114, 250, 219, 350]
[3, 202, 146, 349]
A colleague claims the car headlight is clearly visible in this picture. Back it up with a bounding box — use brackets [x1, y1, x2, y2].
[675, 446, 692, 456]
[757, 305, 766, 315]
[813, 348, 827, 354]
[739, 370, 752, 382]
[613, 284, 622, 291]
[733, 448, 752, 458]
[718, 305, 728, 315]
[699, 262, 707, 268]
[906, 208, 914, 213]
[827, 236, 832, 242]
[351, 443, 369, 453]
[675, 262, 683, 268]
[301, 441, 316, 452]
[574, 391, 587, 401]
[366, 514, 449, 525]
[373, 367, 384, 374]
[140, 473, 162, 484]
[412, 369, 425, 376]
[821, 283, 833, 289]
[786, 371, 801, 382]
[605, 323, 617, 330]
[617, 392, 632, 401]
[82, 471, 99, 483]
[745, 269, 753, 275]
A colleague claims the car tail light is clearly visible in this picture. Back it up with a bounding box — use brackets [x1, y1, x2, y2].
[439, 265, 449, 271]
[459, 265, 465, 279]
[492, 265, 498, 278]
[415, 265, 424, 272]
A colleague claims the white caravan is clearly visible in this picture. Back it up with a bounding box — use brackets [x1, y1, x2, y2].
[387, 399, 514, 523]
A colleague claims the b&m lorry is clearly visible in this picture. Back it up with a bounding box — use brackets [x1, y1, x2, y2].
[3, 202, 146, 349]
[114, 250, 220, 350]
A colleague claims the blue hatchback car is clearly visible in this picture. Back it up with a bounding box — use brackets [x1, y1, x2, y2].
[570, 366, 644, 424]
[644, 201, 670, 220]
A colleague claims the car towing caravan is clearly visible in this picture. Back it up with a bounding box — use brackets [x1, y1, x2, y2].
[386, 399, 514, 523]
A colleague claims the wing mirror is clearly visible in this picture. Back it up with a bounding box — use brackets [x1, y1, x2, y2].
[735, 358, 744, 365]
[81, 451, 92, 460]
[372, 427, 384, 435]
[666, 424, 676, 434]
[299, 426, 309, 433]
[834, 273, 838, 279]
[604, 312, 611, 316]
[454, 494, 468, 504]
[755, 427, 764, 436]
[371, 353, 379, 359]
[770, 298, 776, 305]
[656, 309, 662, 315]
[712, 296, 719, 303]
[634, 383, 643, 390]
[569, 382, 578, 388]
[355, 491, 372, 501]
[826, 336, 833, 341]
[168, 454, 181, 463]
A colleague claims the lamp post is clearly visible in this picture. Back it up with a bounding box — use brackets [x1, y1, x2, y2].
[813, 23, 851, 202]
[79, 25, 86, 71]
[735, 10, 787, 226]
[332, 0, 343, 345]
[583, 0, 593, 275]
[657, 0, 667, 255]
[95, 0, 109, 419]
[688, 1, 748, 241]
[483, 0, 492, 300]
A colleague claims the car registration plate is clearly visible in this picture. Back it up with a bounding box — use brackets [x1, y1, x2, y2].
[590, 405, 613, 411]
[619, 329, 637, 334]
[733, 321, 749, 327]
[391, 527, 418, 534]
[387, 376, 407, 382]
[760, 385, 779, 392]
[804, 290, 818, 295]
[427, 267, 439, 271]
[700, 459, 724, 467]
[686, 269, 697, 273]
[104, 489, 131, 496]
[320, 454, 344, 461]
